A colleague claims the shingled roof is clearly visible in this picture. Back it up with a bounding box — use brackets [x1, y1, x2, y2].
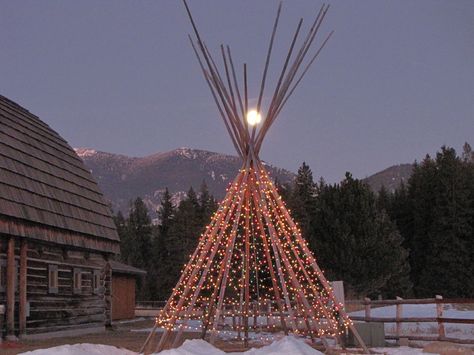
[0, 95, 119, 254]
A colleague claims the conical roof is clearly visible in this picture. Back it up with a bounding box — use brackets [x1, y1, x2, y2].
[0, 95, 119, 253]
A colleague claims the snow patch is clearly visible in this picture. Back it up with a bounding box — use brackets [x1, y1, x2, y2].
[19, 343, 136, 355]
[156, 336, 322, 355]
[208, 170, 216, 180]
[176, 147, 197, 159]
[350, 303, 474, 340]
[17, 337, 442, 355]
[74, 148, 97, 158]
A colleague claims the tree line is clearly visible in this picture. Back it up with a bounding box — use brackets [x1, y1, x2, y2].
[115, 143, 474, 300]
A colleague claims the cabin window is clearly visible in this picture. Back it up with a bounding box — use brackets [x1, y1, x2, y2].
[73, 268, 82, 294]
[93, 269, 101, 294]
[0, 259, 6, 292]
[48, 264, 59, 294]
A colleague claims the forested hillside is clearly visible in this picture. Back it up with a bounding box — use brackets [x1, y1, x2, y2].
[115, 143, 474, 300]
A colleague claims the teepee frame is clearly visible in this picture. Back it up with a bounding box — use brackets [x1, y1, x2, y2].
[142, 1, 369, 353]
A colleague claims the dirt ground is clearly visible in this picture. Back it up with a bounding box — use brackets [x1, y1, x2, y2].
[1, 319, 473, 355]
[0, 319, 269, 355]
[0, 319, 155, 355]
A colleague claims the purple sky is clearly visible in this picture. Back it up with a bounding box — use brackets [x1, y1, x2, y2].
[1, 1, 473, 183]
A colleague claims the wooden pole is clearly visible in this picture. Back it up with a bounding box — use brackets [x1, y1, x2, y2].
[263, 178, 342, 334]
[200, 165, 250, 342]
[396, 296, 403, 342]
[253, 182, 321, 339]
[252, 198, 288, 334]
[256, 161, 368, 352]
[19, 239, 28, 337]
[243, 186, 251, 346]
[208, 167, 250, 344]
[365, 297, 371, 321]
[251, 188, 298, 332]
[249, 177, 293, 334]
[255, 18, 303, 151]
[6, 237, 16, 340]
[436, 295, 445, 340]
[155, 172, 246, 352]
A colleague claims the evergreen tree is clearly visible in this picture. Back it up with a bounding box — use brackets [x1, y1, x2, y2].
[198, 181, 218, 227]
[154, 188, 176, 300]
[462, 142, 474, 163]
[165, 187, 203, 295]
[114, 211, 128, 261]
[288, 162, 317, 247]
[120, 198, 154, 299]
[413, 147, 474, 297]
[274, 178, 292, 204]
[376, 185, 391, 212]
[311, 173, 411, 298]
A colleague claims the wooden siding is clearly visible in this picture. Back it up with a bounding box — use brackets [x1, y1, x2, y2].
[0, 239, 111, 335]
[0, 95, 119, 252]
[112, 275, 136, 320]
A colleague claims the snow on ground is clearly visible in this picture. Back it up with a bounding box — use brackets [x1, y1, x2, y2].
[21, 304, 474, 354]
[350, 303, 474, 340]
[19, 343, 136, 355]
[18, 336, 438, 355]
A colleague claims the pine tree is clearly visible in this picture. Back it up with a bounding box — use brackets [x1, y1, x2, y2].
[312, 173, 411, 298]
[165, 187, 203, 295]
[462, 142, 474, 163]
[154, 188, 176, 300]
[198, 181, 218, 227]
[288, 162, 317, 248]
[114, 211, 129, 261]
[415, 147, 474, 297]
[376, 185, 391, 212]
[121, 198, 154, 300]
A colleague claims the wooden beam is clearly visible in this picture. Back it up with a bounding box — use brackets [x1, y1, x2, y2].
[6, 237, 16, 340]
[19, 239, 28, 336]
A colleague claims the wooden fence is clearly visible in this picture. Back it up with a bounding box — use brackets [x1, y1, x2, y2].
[347, 296, 474, 345]
[136, 297, 474, 344]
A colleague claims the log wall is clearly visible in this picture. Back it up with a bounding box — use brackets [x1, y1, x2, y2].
[0, 237, 112, 336]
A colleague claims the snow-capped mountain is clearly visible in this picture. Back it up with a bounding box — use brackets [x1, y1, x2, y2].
[75, 147, 295, 217]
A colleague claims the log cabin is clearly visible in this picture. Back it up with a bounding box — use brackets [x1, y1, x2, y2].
[109, 260, 146, 321]
[0, 95, 120, 339]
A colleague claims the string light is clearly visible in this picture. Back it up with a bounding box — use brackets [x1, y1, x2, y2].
[153, 164, 351, 344]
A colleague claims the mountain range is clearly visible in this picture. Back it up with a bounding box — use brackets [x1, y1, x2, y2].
[74, 147, 295, 219]
[75, 147, 413, 219]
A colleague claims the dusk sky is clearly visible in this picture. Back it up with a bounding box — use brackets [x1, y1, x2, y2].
[1, 1, 473, 183]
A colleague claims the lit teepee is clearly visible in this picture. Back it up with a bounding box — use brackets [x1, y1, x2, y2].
[142, 1, 368, 353]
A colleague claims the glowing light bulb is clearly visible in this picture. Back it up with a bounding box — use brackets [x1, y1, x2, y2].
[247, 110, 262, 126]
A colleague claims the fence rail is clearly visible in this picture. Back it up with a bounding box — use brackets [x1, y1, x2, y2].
[135, 296, 474, 344]
[347, 295, 474, 345]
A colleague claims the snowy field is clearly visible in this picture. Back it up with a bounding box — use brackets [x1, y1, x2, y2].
[17, 304, 474, 355]
[350, 303, 474, 340]
[19, 336, 436, 355]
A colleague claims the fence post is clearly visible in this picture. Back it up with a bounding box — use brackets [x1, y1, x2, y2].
[364, 297, 371, 321]
[435, 295, 445, 340]
[396, 296, 403, 343]
[232, 305, 237, 331]
[266, 300, 272, 328]
[253, 301, 258, 330]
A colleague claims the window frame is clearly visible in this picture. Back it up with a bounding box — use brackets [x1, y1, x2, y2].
[0, 259, 6, 292]
[73, 267, 82, 294]
[48, 264, 59, 294]
[93, 269, 101, 294]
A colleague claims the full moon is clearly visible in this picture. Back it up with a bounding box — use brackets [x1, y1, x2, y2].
[247, 110, 262, 126]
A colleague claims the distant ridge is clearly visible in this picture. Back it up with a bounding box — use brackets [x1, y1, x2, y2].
[363, 164, 413, 193]
[76, 147, 414, 217]
[75, 147, 295, 218]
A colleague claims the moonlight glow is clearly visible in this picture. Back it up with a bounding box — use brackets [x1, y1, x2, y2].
[246, 110, 262, 126]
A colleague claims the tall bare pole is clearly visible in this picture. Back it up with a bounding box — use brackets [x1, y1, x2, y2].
[143, 1, 369, 353]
